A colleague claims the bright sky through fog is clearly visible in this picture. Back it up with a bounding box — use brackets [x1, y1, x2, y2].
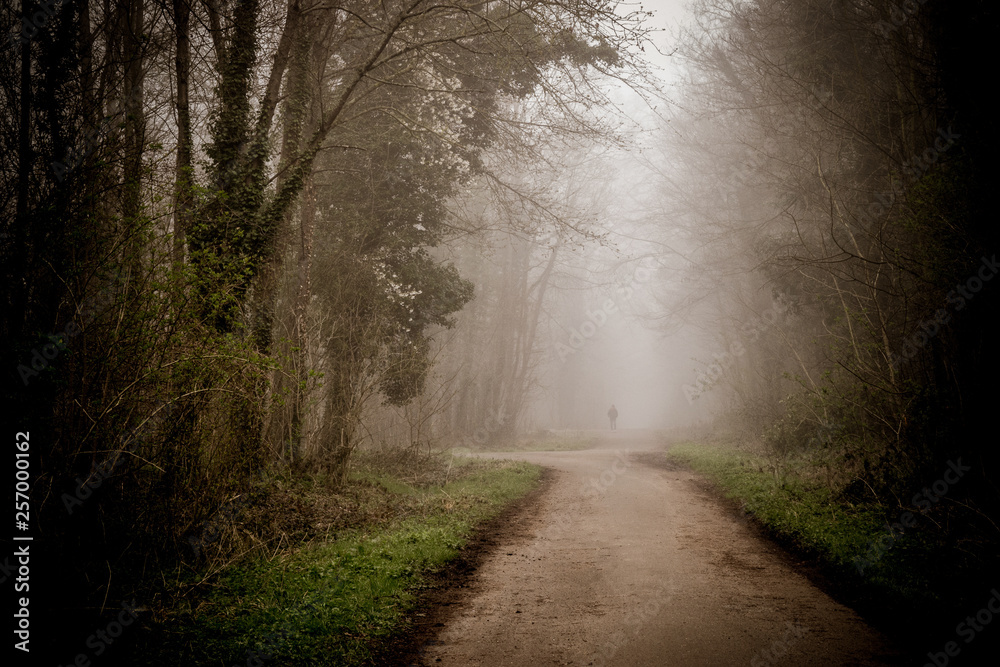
[571, 2, 700, 429]
[604, 0, 693, 129]
[633, 0, 692, 79]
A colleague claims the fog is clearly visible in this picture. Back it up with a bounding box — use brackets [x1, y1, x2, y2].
[427, 6, 724, 436]
[7, 0, 996, 660]
[408, 0, 996, 465]
[456, 0, 722, 434]
[524, 144, 718, 432]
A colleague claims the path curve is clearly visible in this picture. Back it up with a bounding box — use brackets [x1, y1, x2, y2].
[414, 431, 902, 666]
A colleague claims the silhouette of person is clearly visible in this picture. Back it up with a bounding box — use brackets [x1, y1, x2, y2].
[607, 404, 618, 430]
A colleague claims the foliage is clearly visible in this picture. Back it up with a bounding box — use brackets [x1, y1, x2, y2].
[133, 456, 541, 666]
[665, 442, 983, 627]
[0, 0, 646, 659]
[660, 0, 999, 538]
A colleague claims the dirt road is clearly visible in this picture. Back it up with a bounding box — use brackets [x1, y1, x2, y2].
[412, 431, 903, 666]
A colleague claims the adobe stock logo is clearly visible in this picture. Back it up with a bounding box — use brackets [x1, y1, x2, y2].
[556, 262, 653, 362]
[17, 269, 123, 385]
[555, 299, 621, 362]
[874, 0, 930, 38]
[682, 293, 792, 403]
[890, 254, 997, 372]
[853, 458, 971, 576]
[924, 588, 1000, 667]
[6, 0, 71, 50]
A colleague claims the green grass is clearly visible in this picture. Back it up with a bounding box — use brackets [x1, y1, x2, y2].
[136, 457, 540, 666]
[665, 442, 943, 609]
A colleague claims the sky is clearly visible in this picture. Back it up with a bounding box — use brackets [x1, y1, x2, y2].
[556, 1, 712, 430]
[634, 0, 693, 76]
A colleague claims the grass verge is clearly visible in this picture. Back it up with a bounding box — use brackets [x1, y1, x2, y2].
[665, 442, 962, 624]
[667, 442, 1000, 661]
[134, 455, 540, 666]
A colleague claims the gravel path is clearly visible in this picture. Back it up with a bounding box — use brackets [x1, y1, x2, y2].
[413, 431, 902, 666]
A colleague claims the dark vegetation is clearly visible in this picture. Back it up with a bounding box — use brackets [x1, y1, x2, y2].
[651, 0, 1000, 645]
[1, 1, 649, 662]
[2, 0, 999, 663]
[130, 452, 541, 666]
[666, 441, 997, 659]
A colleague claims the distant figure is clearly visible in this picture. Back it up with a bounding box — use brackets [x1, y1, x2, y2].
[607, 404, 618, 430]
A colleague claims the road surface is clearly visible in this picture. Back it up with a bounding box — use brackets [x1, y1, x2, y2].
[412, 431, 902, 666]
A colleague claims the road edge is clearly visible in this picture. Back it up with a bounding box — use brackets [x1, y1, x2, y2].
[379, 466, 557, 666]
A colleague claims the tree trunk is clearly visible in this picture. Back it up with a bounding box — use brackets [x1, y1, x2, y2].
[172, 0, 193, 265]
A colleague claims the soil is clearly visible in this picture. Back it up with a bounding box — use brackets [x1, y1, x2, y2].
[386, 431, 906, 666]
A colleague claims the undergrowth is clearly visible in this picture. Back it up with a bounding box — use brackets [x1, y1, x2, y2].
[132, 451, 540, 666]
[665, 443, 972, 620]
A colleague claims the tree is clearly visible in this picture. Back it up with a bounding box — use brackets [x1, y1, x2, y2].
[0, 0, 655, 656]
[654, 0, 997, 509]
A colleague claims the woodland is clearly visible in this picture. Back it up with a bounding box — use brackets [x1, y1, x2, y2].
[2, 0, 997, 662]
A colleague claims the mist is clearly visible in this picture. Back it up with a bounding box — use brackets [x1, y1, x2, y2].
[4, 0, 997, 663]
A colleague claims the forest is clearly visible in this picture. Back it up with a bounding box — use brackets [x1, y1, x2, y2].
[2, 0, 998, 664]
